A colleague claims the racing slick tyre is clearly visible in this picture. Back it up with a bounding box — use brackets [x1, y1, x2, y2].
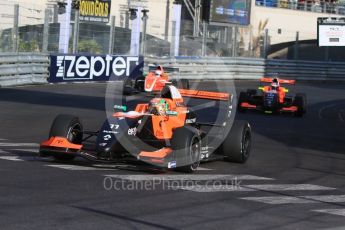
[171, 126, 201, 173]
[293, 93, 307, 117]
[123, 78, 135, 95]
[134, 76, 145, 92]
[237, 92, 248, 113]
[48, 114, 83, 161]
[221, 120, 251, 163]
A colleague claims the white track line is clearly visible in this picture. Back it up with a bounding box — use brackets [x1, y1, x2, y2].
[12, 148, 39, 153]
[0, 156, 25, 161]
[0, 149, 9, 154]
[241, 195, 345, 204]
[179, 184, 335, 193]
[47, 164, 113, 171]
[0, 156, 48, 162]
[318, 104, 335, 119]
[241, 196, 315, 204]
[197, 167, 213, 171]
[313, 209, 345, 217]
[0, 143, 39, 147]
[246, 184, 335, 191]
[103, 174, 274, 181]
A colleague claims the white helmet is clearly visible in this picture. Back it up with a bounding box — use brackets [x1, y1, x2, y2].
[155, 70, 162, 76]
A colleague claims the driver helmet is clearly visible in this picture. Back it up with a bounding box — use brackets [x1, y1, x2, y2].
[149, 99, 169, 116]
[271, 78, 280, 91]
[155, 70, 162, 77]
[155, 66, 164, 77]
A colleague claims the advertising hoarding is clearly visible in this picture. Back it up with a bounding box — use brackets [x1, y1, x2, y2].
[49, 55, 143, 83]
[79, 0, 111, 23]
[209, 0, 251, 25]
[318, 18, 345, 47]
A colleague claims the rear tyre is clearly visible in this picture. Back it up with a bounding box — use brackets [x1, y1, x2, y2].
[171, 126, 201, 173]
[293, 93, 306, 117]
[123, 78, 134, 95]
[134, 76, 145, 92]
[238, 92, 248, 113]
[49, 114, 83, 161]
[221, 121, 251, 163]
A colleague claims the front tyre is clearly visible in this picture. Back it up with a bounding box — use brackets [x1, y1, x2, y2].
[48, 114, 83, 161]
[171, 126, 201, 173]
[221, 121, 251, 163]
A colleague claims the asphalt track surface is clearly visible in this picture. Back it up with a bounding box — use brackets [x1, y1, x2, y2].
[0, 80, 344, 230]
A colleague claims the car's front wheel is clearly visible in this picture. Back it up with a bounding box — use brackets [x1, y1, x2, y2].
[171, 126, 201, 173]
[220, 121, 251, 163]
[48, 114, 83, 161]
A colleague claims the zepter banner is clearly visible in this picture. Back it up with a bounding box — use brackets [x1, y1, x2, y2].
[49, 55, 143, 82]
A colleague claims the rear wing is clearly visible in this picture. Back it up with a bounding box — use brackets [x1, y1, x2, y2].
[178, 89, 230, 101]
[260, 77, 296, 85]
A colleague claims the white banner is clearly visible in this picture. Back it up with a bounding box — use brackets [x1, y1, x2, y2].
[319, 24, 345, 47]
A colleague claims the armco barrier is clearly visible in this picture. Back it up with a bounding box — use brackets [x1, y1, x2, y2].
[0, 53, 49, 87]
[1, 54, 345, 87]
[146, 57, 345, 81]
[145, 57, 266, 80]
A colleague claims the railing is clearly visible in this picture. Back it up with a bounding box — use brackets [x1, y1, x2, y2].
[266, 59, 345, 80]
[146, 57, 345, 81]
[1, 54, 345, 87]
[255, 0, 345, 15]
[0, 53, 49, 87]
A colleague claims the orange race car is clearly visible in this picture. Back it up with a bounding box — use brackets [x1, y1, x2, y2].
[123, 65, 189, 95]
[40, 85, 252, 173]
[238, 77, 306, 117]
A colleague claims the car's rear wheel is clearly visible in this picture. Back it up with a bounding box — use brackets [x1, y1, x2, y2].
[220, 121, 251, 163]
[294, 93, 306, 117]
[135, 76, 145, 92]
[171, 126, 201, 173]
[48, 114, 83, 161]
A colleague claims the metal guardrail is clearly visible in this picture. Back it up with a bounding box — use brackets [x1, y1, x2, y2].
[1, 54, 345, 87]
[0, 53, 49, 87]
[146, 57, 345, 81]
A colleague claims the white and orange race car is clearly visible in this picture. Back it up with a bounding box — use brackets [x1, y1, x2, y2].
[40, 85, 252, 173]
[124, 65, 189, 95]
[238, 77, 306, 117]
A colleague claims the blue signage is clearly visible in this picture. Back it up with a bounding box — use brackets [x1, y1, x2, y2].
[49, 54, 144, 83]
